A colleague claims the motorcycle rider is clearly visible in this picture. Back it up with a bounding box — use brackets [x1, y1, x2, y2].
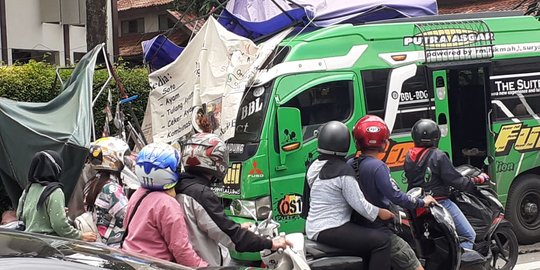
[123, 143, 208, 267]
[305, 121, 394, 270]
[348, 115, 437, 270]
[84, 137, 129, 246]
[404, 119, 489, 250]
[175, 132, 290, 266]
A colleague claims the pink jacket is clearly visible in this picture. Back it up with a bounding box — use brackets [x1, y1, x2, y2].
[122, 188, 207, 267]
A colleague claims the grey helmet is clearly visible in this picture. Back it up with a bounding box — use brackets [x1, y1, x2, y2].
[317, 121, 350, 157]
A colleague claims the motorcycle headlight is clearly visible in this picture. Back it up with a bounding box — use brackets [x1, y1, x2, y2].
[230, 196, 272, 220]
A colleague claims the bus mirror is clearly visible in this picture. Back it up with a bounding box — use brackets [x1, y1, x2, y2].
[277, 107, 303, 155]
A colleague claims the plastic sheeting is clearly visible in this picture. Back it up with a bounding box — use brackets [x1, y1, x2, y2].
[219, 0, 438, 39]
[0, 45, 102, 207]
[142, 35, 185, 72]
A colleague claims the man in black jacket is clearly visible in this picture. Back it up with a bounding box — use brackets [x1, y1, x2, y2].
[404, 119, 489, 250]
[175, 132, 289, 266]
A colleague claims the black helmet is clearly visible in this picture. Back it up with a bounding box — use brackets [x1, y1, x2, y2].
[317, 121, 350, 157]
[412, 119, 441, 147]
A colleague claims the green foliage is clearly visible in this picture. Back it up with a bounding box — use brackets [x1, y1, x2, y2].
[0, 61, 151, 138]
[174, 0, 225, 17]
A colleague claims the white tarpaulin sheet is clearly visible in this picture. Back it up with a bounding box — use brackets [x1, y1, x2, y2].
[143, 17, 292, 143]
[142, 17, 258, 143]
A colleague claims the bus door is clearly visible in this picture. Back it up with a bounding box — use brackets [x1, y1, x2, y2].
[429, 65, 493, 170]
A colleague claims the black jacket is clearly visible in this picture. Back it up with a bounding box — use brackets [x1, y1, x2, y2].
[175, 172, 272, 256]
[404, 147, 476, 198]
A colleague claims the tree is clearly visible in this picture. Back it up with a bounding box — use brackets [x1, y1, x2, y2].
[174, 0, 226, 17]
[86, 0, 108, 51]
[526, 0, 540, 15]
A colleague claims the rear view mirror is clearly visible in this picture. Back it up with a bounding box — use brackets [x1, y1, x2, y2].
[277, 107, 303, 152]
[277, 107, 303, 168]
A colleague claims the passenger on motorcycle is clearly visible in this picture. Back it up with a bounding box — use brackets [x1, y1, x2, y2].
[305, 121, 395, 270]
[404, 119, 489, 250]
[348, 115, 437, 270]
[175, 133, 290, 266]
[17, 150, 96, 242]
[84, 137, 130, 246]
[123, 143, 208, 267]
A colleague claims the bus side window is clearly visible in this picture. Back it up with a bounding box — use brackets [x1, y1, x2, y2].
[491, 57, 540, 121]
[362, 68, 435, 133]
[282, 80, 353, 141]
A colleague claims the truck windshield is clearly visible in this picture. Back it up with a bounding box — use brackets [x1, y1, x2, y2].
[230, 83, 272, 142]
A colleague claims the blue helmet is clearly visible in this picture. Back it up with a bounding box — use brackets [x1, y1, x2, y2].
[135, 143, 181, 191]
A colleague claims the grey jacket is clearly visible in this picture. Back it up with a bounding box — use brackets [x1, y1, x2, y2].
[175, 172, 272, 266]
[305, 157, 379, 240]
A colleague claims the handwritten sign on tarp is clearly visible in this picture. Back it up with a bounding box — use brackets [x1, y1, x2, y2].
[143, 17, 258, 143]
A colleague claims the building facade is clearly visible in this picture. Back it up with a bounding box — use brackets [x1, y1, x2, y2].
[116, 0, 203, 64]
[0, 0, 90, 66]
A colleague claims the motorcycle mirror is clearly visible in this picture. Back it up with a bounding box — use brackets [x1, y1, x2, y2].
[407, 187, 423, 199]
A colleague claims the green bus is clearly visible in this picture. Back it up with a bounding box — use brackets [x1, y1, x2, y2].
[213, 12, 540, 261]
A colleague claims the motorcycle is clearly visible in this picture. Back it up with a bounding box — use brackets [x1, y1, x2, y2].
[400, 165, 518, 270]
[248, 211, 364, 270]
[249, 165, 518, 270]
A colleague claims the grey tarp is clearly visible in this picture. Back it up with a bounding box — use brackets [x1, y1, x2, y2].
[0, 44, 103, 208]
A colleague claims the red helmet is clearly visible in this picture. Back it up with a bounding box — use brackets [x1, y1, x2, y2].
[352, 115, 390, 151]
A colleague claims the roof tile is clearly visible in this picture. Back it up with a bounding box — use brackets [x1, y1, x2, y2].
[118, 30, 189, 57]
[438, 0, 533, 14]
[167, 10, 205, 33]
[117, 0, 173, 11]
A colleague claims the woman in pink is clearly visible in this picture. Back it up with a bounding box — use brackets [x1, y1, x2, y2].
[122, 143, 207, 267]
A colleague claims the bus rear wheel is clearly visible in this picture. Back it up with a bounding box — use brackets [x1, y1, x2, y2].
[506, 174, 540, 244]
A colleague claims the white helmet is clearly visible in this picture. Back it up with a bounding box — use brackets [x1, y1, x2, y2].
[135, 143, 180, 191]
[89, 137, 130, 172]
[182, 133, 228, 180]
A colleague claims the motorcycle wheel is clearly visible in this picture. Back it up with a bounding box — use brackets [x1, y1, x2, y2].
[490, 226, 518, 270]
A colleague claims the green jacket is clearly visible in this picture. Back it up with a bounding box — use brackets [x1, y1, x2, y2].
[17, 184, 82, 240]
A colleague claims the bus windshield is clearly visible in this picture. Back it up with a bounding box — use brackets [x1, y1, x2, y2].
[230, 83, 272, 142]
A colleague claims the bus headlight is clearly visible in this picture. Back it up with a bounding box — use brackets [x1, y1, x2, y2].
[230, 196, 272, 220]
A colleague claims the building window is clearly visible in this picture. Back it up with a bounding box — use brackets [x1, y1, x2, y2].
[73, 52, 86, 63]
[121, 18, 144, 35]
[283, 80, 353, 141]
[158, 14, 176, 31]
[12, 49, 60, 65]
[362, 68, 435, 133]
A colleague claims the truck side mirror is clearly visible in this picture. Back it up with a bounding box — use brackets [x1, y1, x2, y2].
[277, 107, 303, 168]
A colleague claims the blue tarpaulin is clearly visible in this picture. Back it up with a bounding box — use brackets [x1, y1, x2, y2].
[218, 0, 438, 39]
[142, 0, 437, 69]
[142, 35, 185, 71]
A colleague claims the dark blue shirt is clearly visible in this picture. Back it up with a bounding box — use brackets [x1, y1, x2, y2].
[347, 156, 423, 211]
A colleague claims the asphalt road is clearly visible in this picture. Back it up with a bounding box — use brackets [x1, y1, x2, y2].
[515, 242, 540, 269]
